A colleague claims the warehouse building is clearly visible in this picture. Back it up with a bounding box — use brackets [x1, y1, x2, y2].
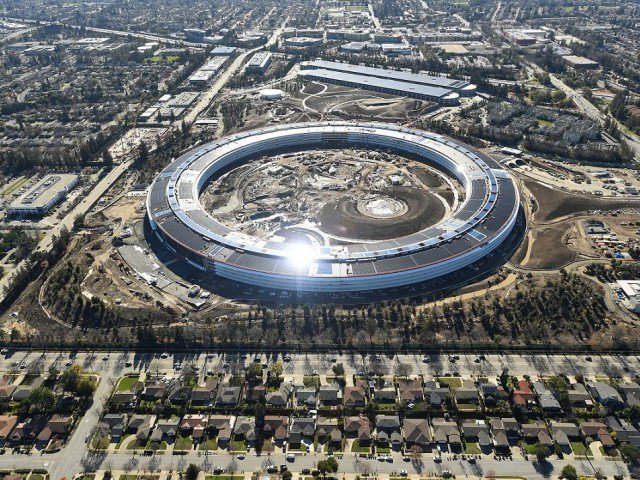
[9, 174, 79, 216]
[300, 60, 476, 96]
[298, 68, 461, 104]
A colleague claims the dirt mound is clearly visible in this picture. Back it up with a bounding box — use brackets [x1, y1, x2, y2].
[319, 187, 446, 241]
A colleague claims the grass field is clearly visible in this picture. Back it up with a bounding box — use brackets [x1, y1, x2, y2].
[174, 435, 193, 451]
[1, 176, 28, 197]
[116, 375, 139, 391]
[437, 377, 462, 388]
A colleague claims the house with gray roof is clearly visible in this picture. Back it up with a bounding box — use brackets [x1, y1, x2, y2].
[289, 417, 315, 447]
[376, 415, 402, 449]
[586, 382, 625, 410]
[403, 418, 431, 449]
[296, 388, 318, 408]
[216, 384, 242, 407]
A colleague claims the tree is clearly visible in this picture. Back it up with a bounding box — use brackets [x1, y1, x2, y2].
[620, 443, 640, 463]
[26, 386, 56, 414]
[317, 457, 339, 479]
[60, 364, 84, 392]
[76, 377, 96, 398]
[245, 362, 263, 385]
[269, 361, 283, 378]
[332, 363, 345, 376]
[185, 463, 200, 480]
[560, 465, 578, 480]
[531, 442, 552, 461]
[282, 471, 293, 480]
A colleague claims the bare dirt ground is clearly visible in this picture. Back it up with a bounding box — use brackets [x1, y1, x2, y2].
[525, 179, 640, 222]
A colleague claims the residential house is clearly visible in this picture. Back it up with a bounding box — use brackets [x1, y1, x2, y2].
[263, 415, 289, 445]
[343, 385, 367, 408]
[397, 378, 423, 404]
[375, 387, 398, 404]
[8, 416, 48, 445]
[101, 413, 127, 440]
[131, 414, 157, 445]
[296, 387, 318, 408]
[316, 417, 342, 447]
[489, 417, 520, 448]
[216, 384, 242, 407]
[586, 382, 625, 410]
[376, 415, 402, 449]
[167, 383, 191, 405]
[431, 418, 462, 451]
[461, 419, 492, 452]
[141, 381, 167, 401]
[424, 381, 450, 408]
[454, 381, 480, 406]
[0, 385, 16, 402]
[403, 418, 431, 450]
[344, 415, 371, 446]
[619, 382, 640, 407]
[245, 385, 266, 403]
[567, 383, 593, 408]
[180, 414, 208, 441]
[533, 382, 563, 413]
[233, 416, 257, 444]
[266, 390, 289, 408]
[0, 415, 18, 446]
[191, 377, 218, 405]
[512, 380, 535, 408]
[208, 415, 233, 446]
[605, 417, 640, 448]
[581, 421, 615, 449]
[318, 383, 342, 406]
[521, 421, 550, 446]
[478, 380, 504, 406]
[155, 416, 180, 439]
[289, 417, 315, 447]
[550, 422, 581, 440]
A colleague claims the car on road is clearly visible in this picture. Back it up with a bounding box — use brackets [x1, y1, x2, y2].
[301, 469, 310, 475]
[399, 470, 407, 476]
[267, 465, 278, 473]
[237, 454, 245, 460]
[125, 361, 132, 367]
[286, 453, 295, 462]
[160, 352, 168, 358]
[213, 467, 224, 474]
[102, 355, 109, 361]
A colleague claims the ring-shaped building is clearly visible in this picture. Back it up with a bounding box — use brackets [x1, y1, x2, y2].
[146, 121, 520, 292]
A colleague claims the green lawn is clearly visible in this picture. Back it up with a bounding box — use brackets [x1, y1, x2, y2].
[288, 443, 308, 452]
[303, 375, 320, 388]
[120, 476, 138, 480]
[571, 441, 592, 457]
[116, 375, 139, 391]
[376, 445, 391, 453]
[30, 475, 46, 480]
[464, 442, 481, 455]
[174, 435, 193, 451]
[1, 176, 28, 197]
[91, 435, 110, 450]
[260, 439, 274, 452]
[351, 440, 371, 453]
[437, 377, 462, 388]
[228, 440, 247, 452]
[200, 438, 219, 451]
[456, 403, 479, 412]
[536, 118, 553, 127]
